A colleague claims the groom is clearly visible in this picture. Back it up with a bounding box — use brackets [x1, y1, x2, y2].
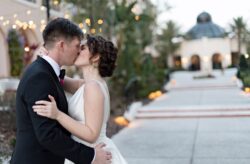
[11, 18, 111, 164]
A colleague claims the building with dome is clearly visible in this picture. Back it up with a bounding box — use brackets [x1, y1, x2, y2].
[169, 12, 246, 73]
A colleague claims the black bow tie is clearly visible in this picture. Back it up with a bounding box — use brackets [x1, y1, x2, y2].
[59, 69, 65, 80]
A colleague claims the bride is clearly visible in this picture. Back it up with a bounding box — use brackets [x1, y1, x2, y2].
[32, 35, 127, 164]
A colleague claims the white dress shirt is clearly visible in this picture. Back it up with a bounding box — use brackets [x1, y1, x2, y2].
[42, 55, 60, 80]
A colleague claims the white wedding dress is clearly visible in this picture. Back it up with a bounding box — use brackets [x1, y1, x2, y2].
[64, 79, 127, 164]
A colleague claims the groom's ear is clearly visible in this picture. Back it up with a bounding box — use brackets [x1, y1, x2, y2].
[56, 40, 64, 50]
[59, 40, 64, 48]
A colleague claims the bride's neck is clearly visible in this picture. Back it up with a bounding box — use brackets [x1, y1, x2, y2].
[81, 65, 102, 81]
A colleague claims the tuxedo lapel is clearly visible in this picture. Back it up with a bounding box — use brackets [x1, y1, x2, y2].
[36, 56, 68, 114]
[36, 56, 59, 83]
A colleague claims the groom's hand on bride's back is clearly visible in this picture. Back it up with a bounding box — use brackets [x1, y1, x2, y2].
[92, 143, 112, 164]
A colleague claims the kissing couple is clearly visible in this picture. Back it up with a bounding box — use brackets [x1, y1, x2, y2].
[11, 18, 127, 164]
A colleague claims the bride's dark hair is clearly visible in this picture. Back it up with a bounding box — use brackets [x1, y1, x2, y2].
[86, 34, 118, 77]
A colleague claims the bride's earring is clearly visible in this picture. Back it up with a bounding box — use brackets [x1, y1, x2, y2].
[92, 63, 98, 68]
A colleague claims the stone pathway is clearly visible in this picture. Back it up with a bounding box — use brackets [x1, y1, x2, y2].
[112, 68, 250, 164]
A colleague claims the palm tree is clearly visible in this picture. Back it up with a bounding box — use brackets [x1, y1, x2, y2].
[230, 17, 248, 57]
[157, 20, 181, 68]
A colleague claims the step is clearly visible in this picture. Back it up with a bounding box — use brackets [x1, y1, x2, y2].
[139, 105, 250, 112]
[136, 109, 250, 119]
[167, 83, 237, 90]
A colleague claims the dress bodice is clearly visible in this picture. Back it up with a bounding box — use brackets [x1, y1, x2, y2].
[67, 79, 110, 147]
[65, 79, 127, 164]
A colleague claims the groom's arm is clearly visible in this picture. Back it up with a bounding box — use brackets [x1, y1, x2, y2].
[24, 72, 94, 164]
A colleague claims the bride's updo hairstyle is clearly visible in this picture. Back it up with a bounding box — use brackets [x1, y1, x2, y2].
[86, 34, 118, 77]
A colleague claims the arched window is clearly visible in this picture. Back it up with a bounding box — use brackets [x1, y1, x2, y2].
[212, 53, 222, 69]
[189, 55, 201, 71]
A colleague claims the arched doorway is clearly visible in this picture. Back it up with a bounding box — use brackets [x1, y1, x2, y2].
[173, 55, 182, 69]
[7, 28, 39, 77]
[212, 53, 222, 69]
[189, 54, 201, 71]
[0, 28, 10, 77]
[19, 29, 39, 66]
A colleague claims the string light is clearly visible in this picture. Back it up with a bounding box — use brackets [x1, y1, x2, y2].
[24, 46, 30, 52]
[90, 28, 96, 34]
[26, 10, 31, 15]
[12, 24, 17, 29]
[22, 22, 28, 30]
[40, 6, 46, 11]
[40, 24, 46, 32]
[97, 19, 103, 25]
[0, 3, 107, 38]
[135, 15, 140, 21]
[82, 29, 87, 34]
[53, 0, 59, 5]
[78, 23, 84, 28]
[15, 20, 22, 27]
[29, 24, 36, 29]
[40, 19, 46, 24]
[64, 14, 70, 19]
[28, 20, 34, 25]
[85, 18, 91, 26]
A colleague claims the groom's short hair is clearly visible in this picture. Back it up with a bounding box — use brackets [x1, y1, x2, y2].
[42, 17, 83, 49]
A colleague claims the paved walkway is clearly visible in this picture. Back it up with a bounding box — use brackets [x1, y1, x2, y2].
[112, 68, 250, 164]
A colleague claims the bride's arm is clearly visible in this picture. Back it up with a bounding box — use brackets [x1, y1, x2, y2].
[63, 76, 84, 94]
[33, 82, 104, 143]
[58, 82, 104, 143]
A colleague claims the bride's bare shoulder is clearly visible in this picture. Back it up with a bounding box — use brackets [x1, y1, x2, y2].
[84, 80, 105, 97]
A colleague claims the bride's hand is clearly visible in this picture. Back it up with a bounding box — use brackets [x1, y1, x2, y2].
[33, 95, 61, 120]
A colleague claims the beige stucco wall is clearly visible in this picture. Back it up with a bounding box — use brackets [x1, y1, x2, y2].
[181, 38, 232, 72]
[169, 37, 248, 73]
[180, 38, 231, 57]
[170, 36, 247, 72]
[0, 0, 46, 41]
[0, 0, 63, 77]
[230, 37, 247, 54]
[0, 29, 9, 77]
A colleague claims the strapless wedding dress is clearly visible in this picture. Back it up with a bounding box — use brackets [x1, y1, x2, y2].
[64, 80, 127, 164]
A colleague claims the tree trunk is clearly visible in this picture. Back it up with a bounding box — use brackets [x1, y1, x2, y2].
[237, 30, 242, 65]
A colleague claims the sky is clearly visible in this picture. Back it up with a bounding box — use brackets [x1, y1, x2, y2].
[151, 0, 250, 33]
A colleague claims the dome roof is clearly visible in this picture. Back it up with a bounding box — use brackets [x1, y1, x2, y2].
[186, 12, 226, 39]
[197, 12, 212, 23]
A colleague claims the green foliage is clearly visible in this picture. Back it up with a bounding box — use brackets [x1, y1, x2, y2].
[138, 59, 165, 97]
[230, 17, 248, 64]
[10, 138, 16, 148]
[64, 0, 110, 33]
[156, 20, 181, 68]
[230, 17, 248, 42]
[245, 31, 250, 55]
[239, 55, 248, 69]
[237, 54, 250, 87]
[109, 0, 166, 99]
[7, 30, 24, 77]
[68, 0, 169, 100]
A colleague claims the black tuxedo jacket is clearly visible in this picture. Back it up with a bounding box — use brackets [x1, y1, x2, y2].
[11, 57, 94, 164]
